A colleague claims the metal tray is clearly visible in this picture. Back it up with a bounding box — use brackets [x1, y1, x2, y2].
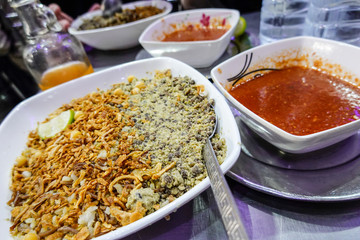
[228, 115, 360, 202]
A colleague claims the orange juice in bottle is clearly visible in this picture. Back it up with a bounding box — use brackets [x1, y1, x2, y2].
[39, 61, 94, 90]
[12, 1, 94, 92]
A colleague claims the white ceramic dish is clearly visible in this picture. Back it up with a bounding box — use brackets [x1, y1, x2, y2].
[0, 57, 241, 239]
[68, 0, 172, 50]
[139, 8, 239, 68]
[211, 36, 360, 154]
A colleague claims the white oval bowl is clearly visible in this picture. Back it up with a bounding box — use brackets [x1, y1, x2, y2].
[0, 57, 241, 239]
[139, 8, 239, 68]
[69, 0, 172, 50]
[211, 36, 360, 154]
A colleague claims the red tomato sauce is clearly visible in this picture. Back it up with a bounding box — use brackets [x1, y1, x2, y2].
[161, 25, 228, 42]
[229, 66, 360, 136]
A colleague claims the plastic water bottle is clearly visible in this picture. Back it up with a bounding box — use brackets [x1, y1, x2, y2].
[304, 0, 360, 46]
[259, 0, 309, 44]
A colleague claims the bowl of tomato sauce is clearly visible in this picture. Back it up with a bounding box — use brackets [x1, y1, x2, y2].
[139, 8, 239, 68]
[211, 36, 360, 154]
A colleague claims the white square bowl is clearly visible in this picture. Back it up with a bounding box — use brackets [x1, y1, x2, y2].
[139, 8, 239, 68]
[68, 0, 172, 50]
[0, 57, 241, 239]
[211, 36, 360, 154]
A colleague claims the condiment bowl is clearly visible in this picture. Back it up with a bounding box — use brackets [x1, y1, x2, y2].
[139, 8, 239, 68]
[211, 36, 360, 154]
[68, 0, 172, 50]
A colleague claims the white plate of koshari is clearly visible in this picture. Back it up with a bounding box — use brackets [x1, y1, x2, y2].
[0, 57, 241, 240]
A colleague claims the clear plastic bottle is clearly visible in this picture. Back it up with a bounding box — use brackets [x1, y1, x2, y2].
[9, 0, 94, 91]
[304, 0, 360, 46]
[259, 0, 309, 44]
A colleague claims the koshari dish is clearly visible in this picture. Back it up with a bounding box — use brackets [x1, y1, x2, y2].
[8, 70, 226, 239]
[78, 6, 164, 30]
[229, 66, 360, 136]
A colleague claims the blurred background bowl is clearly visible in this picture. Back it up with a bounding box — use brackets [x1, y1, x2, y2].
[69, 0, 172, 50]
[139, 8, 239, 68]
[211, 36, 360, 154]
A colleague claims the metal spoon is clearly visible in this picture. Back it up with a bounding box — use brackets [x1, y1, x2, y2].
[101, 0, 123, 17]
[203, 108, 248, 240]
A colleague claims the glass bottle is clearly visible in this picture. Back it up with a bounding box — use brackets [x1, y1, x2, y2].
[259, 0, 309, 44]
[0, 1, 40, 98]
[304, 0, 360, 47]
[9, 0, 94, 91]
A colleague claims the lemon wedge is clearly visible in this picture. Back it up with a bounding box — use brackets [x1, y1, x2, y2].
[234, 16, 247, 37]
[38, 109, 75, 139]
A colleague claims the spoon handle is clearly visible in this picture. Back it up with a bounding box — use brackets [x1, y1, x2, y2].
[204, 139, 248, 240]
